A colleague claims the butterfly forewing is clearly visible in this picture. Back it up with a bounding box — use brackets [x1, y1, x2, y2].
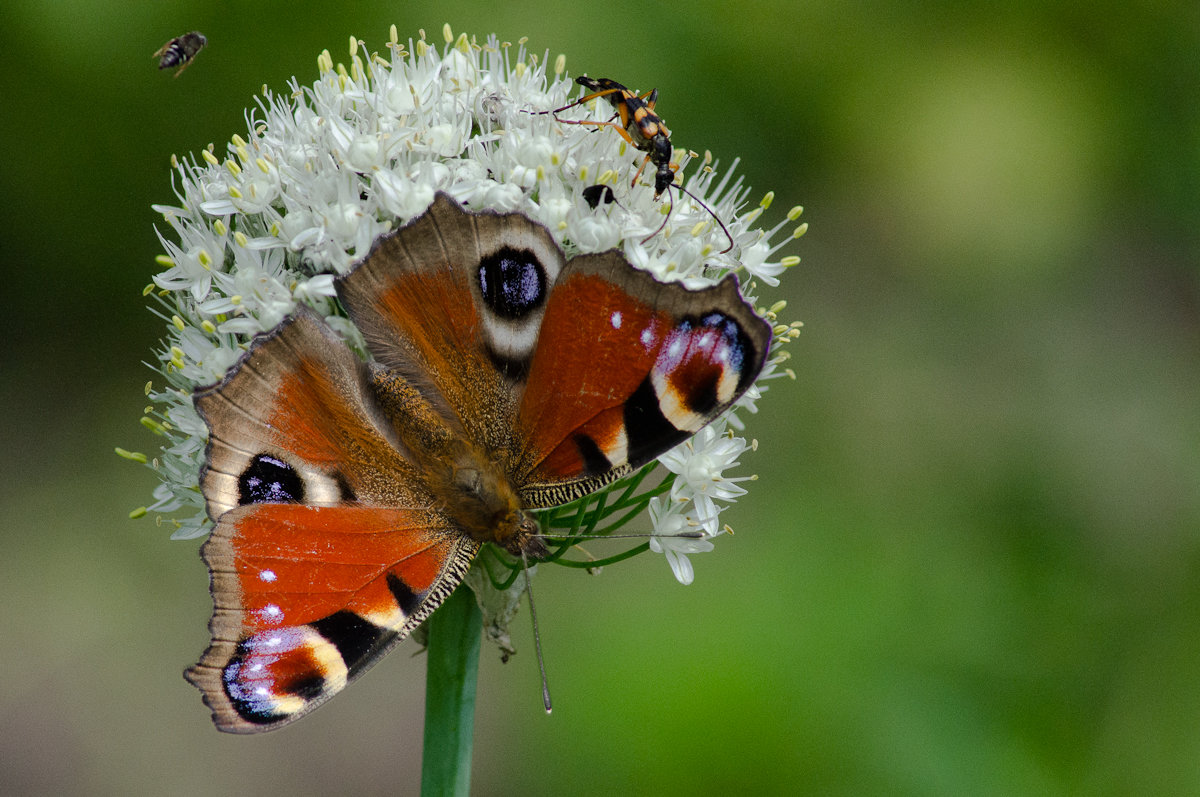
[187, 504, 476, 732]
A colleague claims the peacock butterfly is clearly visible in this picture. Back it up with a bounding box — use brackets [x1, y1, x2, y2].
[185, 192, 771, 732]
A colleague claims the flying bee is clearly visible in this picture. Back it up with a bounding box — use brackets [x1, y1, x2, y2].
[154, 31, 207, 77]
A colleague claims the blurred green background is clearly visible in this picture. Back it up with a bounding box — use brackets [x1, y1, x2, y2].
[2, 0, 1198, 794]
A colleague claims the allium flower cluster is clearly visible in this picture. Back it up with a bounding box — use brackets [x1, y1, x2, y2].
[126, 25, 804, 586]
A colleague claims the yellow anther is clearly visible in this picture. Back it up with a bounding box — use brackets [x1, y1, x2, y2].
[793, 223, 808, 239]
[154, 254, 174, 267]
[759, 191, 774, 209]
[787, 205, 803, 220]
[202, 149, 219, 166]
[172, 315, 185, 331]
[213, 219, 227, 236]
[114, 447, 148, 464]
[554, 54, 565, 75]
[231, 133, 247, 149]
[443, 23, 453, 44]
[389, 24, 398, 45]
[234, 231, 248, 247]
[197, 250, 213, 268]
[224, 159, 241, 176]
[140, 417, 166, 435]
[129, 507, 148, 519]
[201, 320, 216, 334]
[780, 255, 801, 267]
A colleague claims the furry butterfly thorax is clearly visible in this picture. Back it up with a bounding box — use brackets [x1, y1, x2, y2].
[186, 192, 770, 732]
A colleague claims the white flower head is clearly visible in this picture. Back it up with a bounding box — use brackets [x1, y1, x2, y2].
[127, 26, 803, 584]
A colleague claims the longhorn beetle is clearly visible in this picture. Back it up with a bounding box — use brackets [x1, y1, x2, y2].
[536, 76, 734, 254]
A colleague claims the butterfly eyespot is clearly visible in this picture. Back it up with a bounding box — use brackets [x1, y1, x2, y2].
[238, 454, 304, 505]
[223, 625, 346, 725]
[477, 246, 546, 320]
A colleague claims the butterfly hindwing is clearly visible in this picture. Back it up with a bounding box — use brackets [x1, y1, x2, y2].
[336, 193, 567, 454]
[196, 308, 431, 518]
[514, 257, 771, 506]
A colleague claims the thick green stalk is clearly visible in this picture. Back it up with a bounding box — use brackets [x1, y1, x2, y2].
[420, 587, 483, 797]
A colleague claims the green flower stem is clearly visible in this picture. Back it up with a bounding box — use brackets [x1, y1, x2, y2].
[421, 586, 483, 797]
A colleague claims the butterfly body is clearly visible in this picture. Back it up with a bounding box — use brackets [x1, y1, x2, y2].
[186, 193, 769, 732]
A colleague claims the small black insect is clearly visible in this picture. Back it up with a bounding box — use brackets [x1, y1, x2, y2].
[582, 184, 616, 209]
[154, 31, 207, 77]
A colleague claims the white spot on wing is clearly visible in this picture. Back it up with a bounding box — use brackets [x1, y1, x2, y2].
[611, 311, 622, 329]
[259, 569, 277, 582]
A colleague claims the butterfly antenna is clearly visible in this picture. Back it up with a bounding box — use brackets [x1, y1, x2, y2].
[539, 530, 706, 541]
[521, 549, 553, 714]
